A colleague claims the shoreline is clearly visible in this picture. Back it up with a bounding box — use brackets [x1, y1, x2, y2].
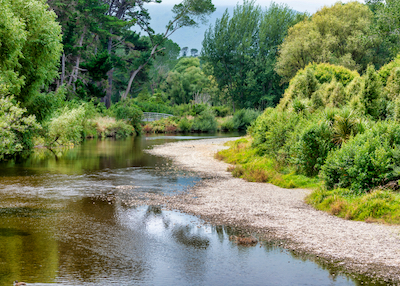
[141, 137, 400, 283]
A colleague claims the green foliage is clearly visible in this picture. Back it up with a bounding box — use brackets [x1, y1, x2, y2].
[202, 1, 305, 109]
[26, 87, 66, 122]
[385, 67, 400, 101]
[212, 105, 231, 117]
[46, 105, 87, 146]
[360, 65, 383, 117]
[378, 54, 400, 85]
[290, 121, 335, 176]
[0, 0, 63, 107]
[276, 2, 376, 82]
[110, 99, 143, 134]
[216, 138, 319, 189]
[307, 188, 400, 224]
[192, 109, 217, 132]
[178, 117, 193, 132]
[322, 121, 400, 193]
[250, 108, 301, 158]
[0, 96, 40, 159]
[162, 57, 218, 105]
[90, 117, 134, 139]
[279, 63, 359, 110]
[232, 109, 261, 131]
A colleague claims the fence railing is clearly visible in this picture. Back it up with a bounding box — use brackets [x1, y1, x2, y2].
[142, 112, 174, 122]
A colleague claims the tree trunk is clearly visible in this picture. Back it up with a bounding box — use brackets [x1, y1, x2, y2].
[60, 53, 66, 86]
[122, 44, 160, 100]
[68, 28, 86, 86]
[105, 37, 113, 108]
[121, 64, 145, 100]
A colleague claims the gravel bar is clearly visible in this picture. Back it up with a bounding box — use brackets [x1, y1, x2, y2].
[141, 137, 400, 283]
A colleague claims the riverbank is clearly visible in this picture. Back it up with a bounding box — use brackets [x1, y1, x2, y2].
[137, 137, 400, 283]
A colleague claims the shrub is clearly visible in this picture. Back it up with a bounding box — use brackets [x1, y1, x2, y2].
[178, 117, 193, 132]
[219, 116, 235, 131]
[232, 109, 261, 131]
[360, 65, 382, 117]
[290, 121, 335, 176]
[250, 108, 302, 158]
[321, 121, 400, 193]
[279, 63, 359, 110]
[192, 109, 217, 132]
[91, 117, 134, 138]
[385, 67, 400, 101]
[26, 87, 66, 122]
[212, 105, 232, 117]
[378, 54, 400, 86]
[143, 117, 179, 134]
[110, 99, 143, 134]
[0, 96, 40, 160]
[46, 105, 86, 146]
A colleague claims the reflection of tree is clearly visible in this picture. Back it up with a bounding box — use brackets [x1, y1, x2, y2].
[172, 226, 210, 249]
[0, 208, 59, 285]
[0, 136, 168, 176]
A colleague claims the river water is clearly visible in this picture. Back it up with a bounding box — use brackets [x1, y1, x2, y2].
[0, 135, 387, 285]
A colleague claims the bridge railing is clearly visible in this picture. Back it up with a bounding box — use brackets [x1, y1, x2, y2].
[142, 112, 174, 122]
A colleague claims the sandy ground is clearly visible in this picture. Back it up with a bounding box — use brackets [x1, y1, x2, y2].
[137, 137, 400, 283]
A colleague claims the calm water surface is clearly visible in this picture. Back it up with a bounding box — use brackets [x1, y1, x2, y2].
[0, 134, 387, 285]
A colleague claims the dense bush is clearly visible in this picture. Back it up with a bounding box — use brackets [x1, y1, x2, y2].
[46, 105, 86, 146]
[279, 63, 359, 110]
[178, 117, 193, 132]
[0, 96, 40, 159]
[90, 117, 134, 138]
[322, 121, 400, 194]
[26, 87, 66, 122]
[110, 99, 143, 134]
[192, 109, 217, 132]
[250, 108, 302, 157]
[290, 121, 335, 176]
[212, 105, 232, 117]
[232, 109, 261, 131]
[378, 54, 400, 86]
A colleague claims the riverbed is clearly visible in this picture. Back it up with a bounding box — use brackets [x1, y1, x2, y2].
[0, 135, 389, 285]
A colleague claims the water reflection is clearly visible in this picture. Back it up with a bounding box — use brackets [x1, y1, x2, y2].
[0, 135, 390, 285]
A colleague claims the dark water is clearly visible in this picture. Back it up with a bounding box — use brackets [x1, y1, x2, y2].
[0, 134, 386, 285]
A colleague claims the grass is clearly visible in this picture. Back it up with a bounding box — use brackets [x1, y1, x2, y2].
[215, 137, 320, 189]
[306, 187, 400, 224]
[217, 137, 400, 224]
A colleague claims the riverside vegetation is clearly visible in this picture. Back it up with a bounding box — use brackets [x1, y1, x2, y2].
[218, 59, 400, 224]
[215, 1, 400, 224]
[3, 0, 400, 224]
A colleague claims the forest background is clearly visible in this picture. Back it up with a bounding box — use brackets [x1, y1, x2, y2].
[1, 0, 400, 222]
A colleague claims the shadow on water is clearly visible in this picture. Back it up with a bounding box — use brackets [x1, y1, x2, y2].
[0, 134, 392, 285]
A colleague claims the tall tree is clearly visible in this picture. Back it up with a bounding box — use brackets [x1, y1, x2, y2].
[275, 2, 378, 83]
[0, 0, 63, 106]
[202, 0, 304, 110]
[365, 0, 400, 64]
[121, 0, 215, 100]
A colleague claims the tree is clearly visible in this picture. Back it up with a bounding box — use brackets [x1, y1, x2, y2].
[275, 2, 377, 82]
[202, 0, 304, 110]
[162, 57, 218, 105]
[0, 0, 63, 107]
[190, 48, 198, 57]
[0, 95, 40, 160]
[366, 0, 400, 63]
[121, 0, 215, 100]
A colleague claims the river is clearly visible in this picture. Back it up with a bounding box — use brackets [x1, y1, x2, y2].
[0, 135, 386, 285]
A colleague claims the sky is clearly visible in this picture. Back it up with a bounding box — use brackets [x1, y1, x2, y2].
[153, 0, 355, 13]
[144, 0, 357, 52]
